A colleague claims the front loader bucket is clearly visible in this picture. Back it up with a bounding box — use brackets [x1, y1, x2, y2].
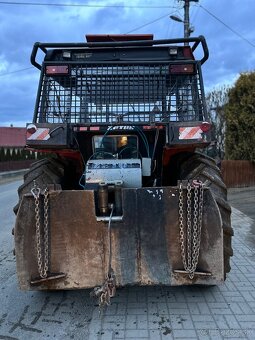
[15, 187, 224, 290]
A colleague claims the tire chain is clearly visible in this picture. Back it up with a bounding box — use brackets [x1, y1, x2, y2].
[31, 181, 49, 279]
[179, 180, 204, 279]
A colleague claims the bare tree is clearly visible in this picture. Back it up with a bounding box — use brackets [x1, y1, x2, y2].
[206, 85, 230, 159]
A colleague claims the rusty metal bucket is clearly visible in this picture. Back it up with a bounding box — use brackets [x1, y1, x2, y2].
[15, 186, 224, 290]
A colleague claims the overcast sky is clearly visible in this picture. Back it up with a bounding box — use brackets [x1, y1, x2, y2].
[0, 0, 254, 126]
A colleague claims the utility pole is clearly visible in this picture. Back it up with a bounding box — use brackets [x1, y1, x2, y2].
[184, 0, 198, 44]
[184, 0, 190, 40]
[170, 0, 199, 45]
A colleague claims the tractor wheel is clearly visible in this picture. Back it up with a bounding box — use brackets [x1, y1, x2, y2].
[13, 157, 65, 215]
[179, 152, 233, 279]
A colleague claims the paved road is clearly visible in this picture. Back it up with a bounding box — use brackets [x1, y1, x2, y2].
[0, 181, 255, 339]
[228, 187, 255, 249]
[228, 187, 255, 220]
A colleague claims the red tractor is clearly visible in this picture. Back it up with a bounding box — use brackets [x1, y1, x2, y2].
[14, 34, 233, 299]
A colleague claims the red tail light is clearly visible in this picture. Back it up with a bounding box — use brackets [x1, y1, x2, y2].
[170, 64, 194, 74]
[200, 122, 211, 132]
[45, 65, 69, 75]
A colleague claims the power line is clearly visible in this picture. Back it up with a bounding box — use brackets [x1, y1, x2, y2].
[0, 1, 179, 9]
[0, 10, 176, 77]
[0, 67, 34, 77]
[125, 12, 175, 34]
[198, 4, 255, 49]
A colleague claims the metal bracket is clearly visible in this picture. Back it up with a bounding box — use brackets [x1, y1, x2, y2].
[30, 272, 66, 285]
[173, 270, 212, 276]
[96, 216, 123, 222]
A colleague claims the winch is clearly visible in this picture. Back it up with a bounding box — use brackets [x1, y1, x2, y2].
[84, 159, 142, 188]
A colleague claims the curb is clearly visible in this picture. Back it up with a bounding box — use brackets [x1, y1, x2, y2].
[0, 169, 28, 179]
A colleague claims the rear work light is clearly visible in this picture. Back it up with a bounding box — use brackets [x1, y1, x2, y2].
[169, 64, 195, 74]
[45, 65, 69, 75]
[169, 47, 178, 55]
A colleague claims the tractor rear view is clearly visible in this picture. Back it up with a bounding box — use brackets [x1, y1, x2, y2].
[14, 34, 233, 295]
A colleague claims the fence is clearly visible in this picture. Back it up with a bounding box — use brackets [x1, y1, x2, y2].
[221, 160, 255, 188]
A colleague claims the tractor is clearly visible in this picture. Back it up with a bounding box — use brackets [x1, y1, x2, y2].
[14, 34, 233, 299]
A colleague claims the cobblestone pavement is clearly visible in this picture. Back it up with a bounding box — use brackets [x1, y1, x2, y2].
[87, 207, 255, 340]
[0, 182, 255, 339]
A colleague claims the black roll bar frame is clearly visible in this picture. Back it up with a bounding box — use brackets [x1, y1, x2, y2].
[31, 35, 209, 70]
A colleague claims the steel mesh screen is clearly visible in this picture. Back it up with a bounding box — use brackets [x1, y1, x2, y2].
[37, 64, 205, 124]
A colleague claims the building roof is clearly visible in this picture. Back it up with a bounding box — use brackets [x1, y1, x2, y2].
[0, 127, 26, 147]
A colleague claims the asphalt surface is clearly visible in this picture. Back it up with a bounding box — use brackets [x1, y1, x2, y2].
[228, 187, 255, 220]
[0, 180, 254, 340]
[0, 180, 95, 340]
[228, 187, 255, 249]
[0, 170, 27, 185]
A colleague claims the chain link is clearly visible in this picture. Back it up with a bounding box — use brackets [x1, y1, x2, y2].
[186, 181, 192, 272]
[90, 204, 116, 309]
[178, 180, 204, 279]
[194, 182, 204, 269]
[179, 183, 187, 270]
[31, 181, 49, 279]
[43, 188, 49, 278]
[191, 185, 199, 278]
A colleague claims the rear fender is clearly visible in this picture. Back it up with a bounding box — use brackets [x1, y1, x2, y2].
[26, 123, 72, 149]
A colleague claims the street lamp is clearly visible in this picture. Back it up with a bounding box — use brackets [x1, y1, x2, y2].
[170, 15, 183, 23]
[170, 15, 195, 37]
[170, 15, 194, 46]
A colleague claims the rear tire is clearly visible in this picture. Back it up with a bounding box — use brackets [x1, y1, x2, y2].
[13, 157, 65, 214]
[179, 152, 233, 279]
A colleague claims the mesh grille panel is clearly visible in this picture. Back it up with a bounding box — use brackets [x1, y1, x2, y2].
[37, 64, 205, 124]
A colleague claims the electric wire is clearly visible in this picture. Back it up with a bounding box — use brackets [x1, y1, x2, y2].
[0, 8, 175, 77]
[197, 4, 255, 49]
[125, 12, 177, 34]
[0, 67, 33, 77]
[133, 127, 150, 157]
[190, 3, 199, 26]
[0, 1, 180, 9]
[3, 4, 254, 81]
[151, 128, 160, 162]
